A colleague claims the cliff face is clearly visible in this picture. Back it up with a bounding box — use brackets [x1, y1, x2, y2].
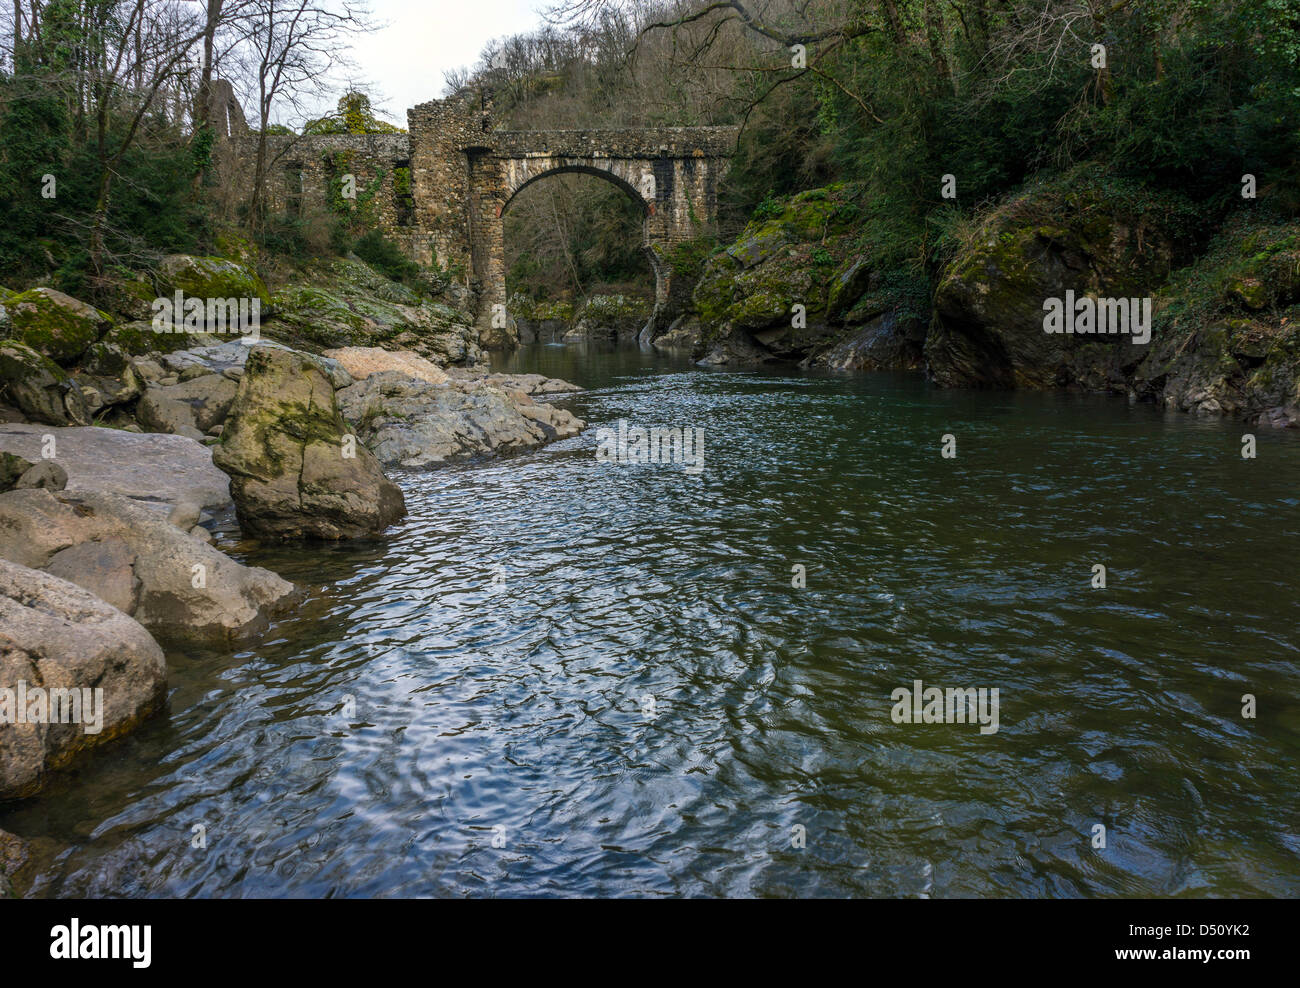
[684, 166, 1300, 427]
[665, 185, 928, 371]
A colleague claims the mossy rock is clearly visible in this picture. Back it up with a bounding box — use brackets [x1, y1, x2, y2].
[3, 287, 113, 365]
[95, 320, 194, 358]
[268, 285, 370, 348]
[928, 163, 1198, 389]
[0, 451, 34, 491]
[0, 340, 91, 425]
[158, 255, 271, 309]
[212, 230, 260, 269]
[1132, 213, 1300, 417]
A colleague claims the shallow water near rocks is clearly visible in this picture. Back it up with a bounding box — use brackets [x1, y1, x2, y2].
[4, 344, 1299, 897]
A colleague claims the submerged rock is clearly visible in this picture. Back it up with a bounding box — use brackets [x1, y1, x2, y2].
[213, 345, 406, 539]
[0, 557, 167, 800]
[0, 488, 295, 643]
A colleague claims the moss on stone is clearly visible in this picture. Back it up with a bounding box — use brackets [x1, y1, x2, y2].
[159, 255, 272, 308]
[4, 288, 113, 365]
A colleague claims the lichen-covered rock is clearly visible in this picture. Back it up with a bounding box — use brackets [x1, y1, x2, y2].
[690, 186, 874, 364]
[0, 557, 167, 800]
[510, 295, 573, 345]
[1132, 214, 1300, 423]
[0, 341, 90, 426]
[928, 165, 1199, 389]
[158, 255, 271, 308]
[563, 294, 652, 343]
[1, 288, 112, 365]
[267, 260, 482, 365]
[0, 488, 294, 643]
[212, 345, 407, 539]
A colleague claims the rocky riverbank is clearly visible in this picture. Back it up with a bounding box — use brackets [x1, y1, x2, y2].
[0, 253, 586, 839]
[659, 167, 1300, 430]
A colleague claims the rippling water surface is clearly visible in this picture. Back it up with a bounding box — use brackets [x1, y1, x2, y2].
[5, 344, 1299, 897]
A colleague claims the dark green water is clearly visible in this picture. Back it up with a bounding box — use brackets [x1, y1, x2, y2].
[4, 344, 1298, 897]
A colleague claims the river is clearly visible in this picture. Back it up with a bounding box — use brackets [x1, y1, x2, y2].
[4, 344, 1298, 897]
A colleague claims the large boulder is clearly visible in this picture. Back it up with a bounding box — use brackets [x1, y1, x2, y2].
[510, 295, 573, 345]
[1, 288, 112, 365]
[337, 370, 584, 469]
[0, 488, 295, 643]
[690, 186, 863, 364]
[808, 309, 928, 372]
[928, 165, 1198, 389]
[212, 345, 406, 539]
[0, 341, 91, 426]
[0, 557, 167, 800]
[0, 424, 231, 514]
[157, 255, 271, 308]
[563, 294, 651, 343]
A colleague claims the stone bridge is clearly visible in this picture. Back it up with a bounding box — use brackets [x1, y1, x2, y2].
[408, 97, 737, 344]
[219, 93, 737, 346]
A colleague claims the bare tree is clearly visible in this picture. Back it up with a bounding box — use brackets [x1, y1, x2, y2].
[235, 0, 373, 230]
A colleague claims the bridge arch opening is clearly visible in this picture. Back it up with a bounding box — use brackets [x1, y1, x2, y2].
[501, 166, 662, 343]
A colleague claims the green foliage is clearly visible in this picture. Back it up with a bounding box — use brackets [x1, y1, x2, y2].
[751, 191, 784, 221]
[304, 91, 405, 135]
[352, 230, 422, 286]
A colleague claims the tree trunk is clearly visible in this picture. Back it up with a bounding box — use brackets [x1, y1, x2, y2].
[878, 0, 905, 47]
[192, 1, 224, 195]
[922, 0, 956, 94]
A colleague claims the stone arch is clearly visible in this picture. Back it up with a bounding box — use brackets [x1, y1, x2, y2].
[501, 162, 651, 219]
[499, 162, 664, 337]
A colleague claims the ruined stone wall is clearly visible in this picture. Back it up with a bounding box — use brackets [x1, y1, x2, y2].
[216, 132, 416, 247]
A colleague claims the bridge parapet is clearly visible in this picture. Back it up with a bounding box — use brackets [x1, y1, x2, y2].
[493, 127, 738, 160]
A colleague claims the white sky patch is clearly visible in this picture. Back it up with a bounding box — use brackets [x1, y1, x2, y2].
[339, 0, 549, 126]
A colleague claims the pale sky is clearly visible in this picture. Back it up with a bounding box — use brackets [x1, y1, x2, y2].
[342, 0, 552, 127]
